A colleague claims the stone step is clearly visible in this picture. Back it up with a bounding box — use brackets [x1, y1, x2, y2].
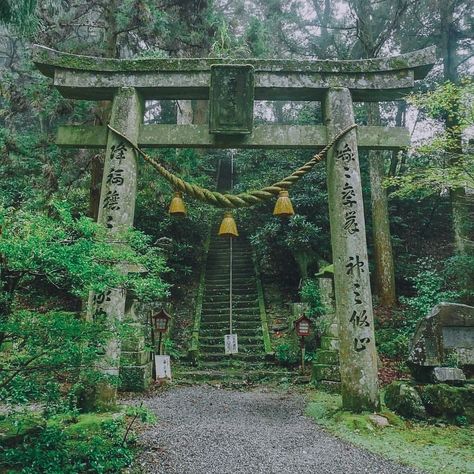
[202, 320, 261, 327]
[200, 352, 267, 362]
[174, 369, 294, 383]
[203, 307, 259, 313]
[199, 335, 264, 345]
[205, 283, 256, 290]
[202, 302, 259, 310]
[209, 241, 250, 248]
[204, 289, 258, 296]
[201, 310, 260, 318]
[200, 343, 263, 353]
[207, 264, 253, 270]
[205, 279, 254, 286]
[204, 288, 258, 296]
[202, 297, 259, 305]
[207, 255, 253, 261]
[200, 321, 261, 330]
[203, 306, 259, 314]
[199, 328, 262, 337]
[202, 312, 260, 320]
[207, 254, 253, 261]
[205, 273, 254, 280]
[205, 275, 254, 281]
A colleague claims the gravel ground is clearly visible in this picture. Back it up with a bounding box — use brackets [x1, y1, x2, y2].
[132, 385, 422, 474]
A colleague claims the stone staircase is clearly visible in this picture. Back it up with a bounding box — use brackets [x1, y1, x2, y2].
[197, 231, 268, 369]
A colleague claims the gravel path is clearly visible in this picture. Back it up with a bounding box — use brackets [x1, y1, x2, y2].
[134, 386, 420, 474]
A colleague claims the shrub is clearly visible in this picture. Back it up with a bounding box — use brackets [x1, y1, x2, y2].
[274, 338, 299, 366]
[0, 413, 135, 473]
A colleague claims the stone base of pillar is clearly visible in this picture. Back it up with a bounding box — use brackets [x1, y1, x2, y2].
[312, 275, 341, 387]
[119, 362, 152, 391]
[119, 300, 153, 392]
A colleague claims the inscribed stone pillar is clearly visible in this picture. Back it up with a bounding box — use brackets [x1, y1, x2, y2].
[324, 88, 380, 411]
[90, 87, 143, 406]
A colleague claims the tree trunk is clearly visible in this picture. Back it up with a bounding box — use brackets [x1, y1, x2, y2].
[439, 0, 474, 302]
[367, 103, 397, 307]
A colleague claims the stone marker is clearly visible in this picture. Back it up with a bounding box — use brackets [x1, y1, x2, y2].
[325, 88, 379, 412]
[432, 367, 466, 384]
[408, 302, 474, 382]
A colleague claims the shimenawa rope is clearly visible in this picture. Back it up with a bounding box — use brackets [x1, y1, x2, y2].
[107, 123, 357, 209]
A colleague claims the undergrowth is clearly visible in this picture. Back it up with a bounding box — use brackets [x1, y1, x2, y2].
[306, 390, 474, 474]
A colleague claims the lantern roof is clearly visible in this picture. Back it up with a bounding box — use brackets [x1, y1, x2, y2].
[153, 308, 171, 320]
[294, 314, 311, 325]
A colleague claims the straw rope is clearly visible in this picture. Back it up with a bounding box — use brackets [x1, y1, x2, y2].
[107, 123, 357, 209]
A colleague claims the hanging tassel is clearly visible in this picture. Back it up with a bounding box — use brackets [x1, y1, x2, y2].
[218, 212, 239, 238]
[168, 191, 187, 217]
[273, 190, 295, 217]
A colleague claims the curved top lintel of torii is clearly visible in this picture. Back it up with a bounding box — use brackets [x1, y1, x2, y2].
[32, 45, 436, 102]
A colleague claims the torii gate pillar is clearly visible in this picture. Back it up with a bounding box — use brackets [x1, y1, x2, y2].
[88, 87, 143, 407]
[325, 88, 379, 411]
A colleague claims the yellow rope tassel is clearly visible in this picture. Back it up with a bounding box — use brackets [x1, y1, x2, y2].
[107, 124, 357, 209]
[273, 190, 295, 217]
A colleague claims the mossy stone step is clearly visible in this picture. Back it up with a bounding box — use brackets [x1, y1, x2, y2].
[205, 273, 254, 280]
[200, 353, 267, 362]
[200, 344, 263, 353]
[205, 283, 255, 290]
[202, 312, 260, 320]
[205, 274, 254, 280]
[199, 335, 264, 345]
[313, 349, 339, 365]
[199, 328, 262, 337]
[202, 320, 261, 328]
[175, 369, 294, 383]
[312, 364, 341, 382]
[202, 313, 260, 320]
[202, 303, 260, 311]
[200, 322, 261, 330]
[203, 292, 258, 300]
[201, 307, 259, 317]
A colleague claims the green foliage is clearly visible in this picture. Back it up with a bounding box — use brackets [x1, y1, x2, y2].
[0, 310, 108, 405]
[300, 279, 326, 319]
[419, 384, 474, 424]
[0, 0, 39, 34]
[0, 413, 135, 473]
[400, 259, 460, 328]
[408, 80, 474, 130]
[274, 337, 299, 365]
[163, 338, 183, 360]
[124, 405, 157, 424]
[377, 259, 459, 359]
[388, 80, 474, 198]
[0, 202, 169, 301]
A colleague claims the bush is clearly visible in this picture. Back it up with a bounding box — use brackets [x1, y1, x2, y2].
[274, 337, 299, 366]
[377, 260, 460, 359]
[300, 279, 326, 319]
[0, 413, 135, 473]
[400, 259, 459, 331]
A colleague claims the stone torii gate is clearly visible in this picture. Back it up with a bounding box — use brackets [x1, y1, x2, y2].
[33, 45, 435, 412]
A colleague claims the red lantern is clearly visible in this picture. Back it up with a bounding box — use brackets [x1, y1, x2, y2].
[152, 308, 171, 334]
[294, 314, 311, 337]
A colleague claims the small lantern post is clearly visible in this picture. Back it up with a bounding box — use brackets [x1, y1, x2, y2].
[294, 314, 311, 374]
[151, 308, 171, 357]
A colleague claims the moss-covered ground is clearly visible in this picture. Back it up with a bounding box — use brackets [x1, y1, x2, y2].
[306, 390, 474, 474]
